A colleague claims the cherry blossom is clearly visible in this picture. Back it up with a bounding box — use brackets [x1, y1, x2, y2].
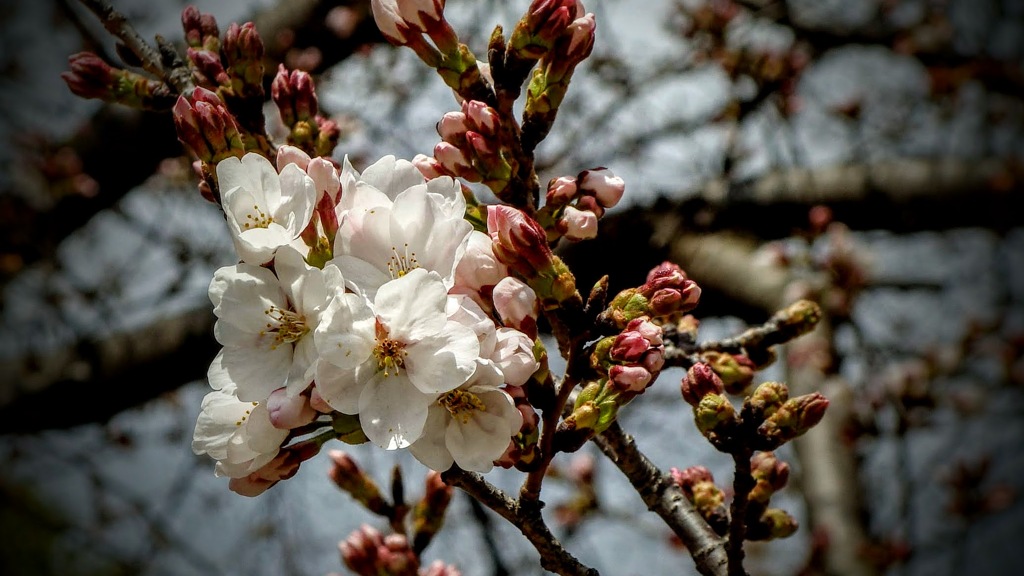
[314, 268, 479, 450]
[192, 382, 289, 479]
[217, 152, 317, 265]
[208, 245, 342, 402]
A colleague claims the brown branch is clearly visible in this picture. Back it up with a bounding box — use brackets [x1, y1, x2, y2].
[440, 468, 599, 576]
[592, 423, 729, 576]
[75, 0, 192, 93]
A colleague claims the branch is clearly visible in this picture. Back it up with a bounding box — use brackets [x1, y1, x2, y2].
[440, 468, 599, 576]
[592, 423, 729, 576]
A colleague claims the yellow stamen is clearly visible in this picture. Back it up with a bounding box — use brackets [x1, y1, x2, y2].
[440, 390, 486, 424]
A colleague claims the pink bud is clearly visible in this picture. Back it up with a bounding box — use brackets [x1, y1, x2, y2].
[308, 157, 341, 202]
[62, 52, 115, 100]
[609, 364, 651, 392]
[564, 13, 596, 61]
[578, 167, 625, 208]
[492, 327, 540, 387]
[462, 100, 499, 132]
[545, 175, 578, 206]
[492, 276, 538, 334]
[681, 362, 724, 406]
[433, 141, 473, 176]
[559, 205, 598, 240]
[266, 388, 317, 429]
[626, 317, 663, 345]
[411, 153, 446, 179]
[276, 145, 311, 172]
[611, 332, 650, 362]
[486, 205, 555, 275]
[437, 111, 468, 143]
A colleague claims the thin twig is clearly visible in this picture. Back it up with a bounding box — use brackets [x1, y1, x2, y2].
[442, 468, 599, 576]
[76, 0, 193, 93]
[727, 450, 754, 576]
[592, 423, 729, 576]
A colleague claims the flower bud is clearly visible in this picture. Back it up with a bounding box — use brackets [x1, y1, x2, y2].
[411, 470, 453, 554]
[704, 351, 756, 394]
[757, 392, 829, 448]
[578, 167, 625, 208]
[433, 141, 474, 179]
[492, 327, 540, 386]
[509, 0, 577, 60]
[563, 12, 596, 63]
[693, 393, 739, 448]
[670, 465, 715, 495]
[749, 451, 790, 504]
[436, 110, 468, 144]
[492, 276, 539, 336]
[681, 362, 725, 406]
[559, 205, 598, 240]
[187, 47, 230, 86]
[421, 560, 463, 576]
[487, 205, 554, 277]
[266, 387, 317, 429]
[545, 175, 578, 206]
[182, 6, 219, 51]
[328, 450, 392, 516]
[748, 508, 799, 541]
[412, 153, 446, 179]
[639, 261, 701, 318]
[272, 64, 319, 127]
[608, 364, 651, 393]
[462, 99, 498, 133]
[276, 144, 312, 172]
[172, 88, 244, 163]
[774, 299, 823, 338]
[62, 52, 115, 100]
[743, 381, 789, 424]
[690, 476, 730, 535]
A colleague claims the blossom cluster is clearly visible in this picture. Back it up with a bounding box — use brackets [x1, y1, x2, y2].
[191, 146, 544, 493]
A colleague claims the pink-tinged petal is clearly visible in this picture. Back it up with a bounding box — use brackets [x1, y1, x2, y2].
[221, 343, 292, 402]
[314, 358, 369, 414]
[358, 372, 435, 449]
[403, 320, 479, 393]
[267, 387, 317, 429]
[315, 293, 376, 370]
[408, 406, 454, 472]
[446, 389, 519, 472]
[276, 145, 311, 172]
[358, 155, 425, 201]
[276, 163, 317, 233]
[375, 269, 448, 340]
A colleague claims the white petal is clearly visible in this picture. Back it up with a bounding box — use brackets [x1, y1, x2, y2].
[358, 372, 434, 450]
[207, 349, 234, 391]
[359, 155, 425, 200]
[408, 405, 455, 472]
[315, 293, 376, 370]
[221, 344, 291, 402]
[276, 163, 317, 234]
[210, 264, 286, 334]
[404, 320, 479, 394]
[286, 336, 318, 395]
[314, 358, 368, 414]
[332, 255, 392, 301]
[446, 389, 520, 472]
[375, 269, 447, 341]
[235, 224, 294, 265]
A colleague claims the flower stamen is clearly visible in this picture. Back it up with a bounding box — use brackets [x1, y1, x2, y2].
[386, 243, 419, 279]
[440, 390, 486, 424]
[263, 305, 308, 349]
[243, 204, 274, 229]
[374, 322, 407, 376]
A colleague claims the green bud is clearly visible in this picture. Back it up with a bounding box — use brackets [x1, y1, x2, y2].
[743, 381, 789, 425]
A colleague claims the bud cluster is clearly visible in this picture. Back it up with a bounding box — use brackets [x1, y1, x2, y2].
[271, 64, 341, 158]
[340, 525, 419, 576]
[743, 451, 799, 542]
[670, 465, 729, 535]
[487, 205, 579, 309]
[536, 167, 625, 242]
[601, 261, 702, 328]
[430, 100, 513, 194]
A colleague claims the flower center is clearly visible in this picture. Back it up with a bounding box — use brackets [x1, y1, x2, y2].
[374, 322, 407, 376]
[440, 390, 486, 424]
[386, 243, 419, 279]
[243, 204, 274, 229]
[262, 305, 308, 349]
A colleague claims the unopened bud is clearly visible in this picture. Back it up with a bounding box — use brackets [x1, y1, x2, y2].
[328, 450, 392, 516]
[704, 351, 756, 394]
[492, 277, 539, 337]
[748, 508, 799, 541]
[757, 392, 829, 448]
[670, 465, 715, 495]
[559, 205, 598, 240]
[272, 64, 319, 127]
[411, 470, 453, 554]
[774, 299, 823, 338]
[462, 99, 498, 133]
[681, 362, 725, 406]
[693, 393, 739, 448]
[743, 381, 789, 424]
[749, 451, 790, 504]
[437, 111, 469, 144]
[62, 52, 116, 100]
[608, 364, 652, 393]
[545, 175, 578, 206]
[266, 388, 317, 429]
[578, 167, 625, 208]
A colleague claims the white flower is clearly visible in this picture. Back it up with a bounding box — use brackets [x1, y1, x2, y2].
[314, 268, 479, 450]
[409, 364, 521, 473]
[330, 155, 472, 300]
[192, 383, 290, 478]
[217, 152, 317, 265]
[208, 245, 342, 402]
[409, 296, 526, 472]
